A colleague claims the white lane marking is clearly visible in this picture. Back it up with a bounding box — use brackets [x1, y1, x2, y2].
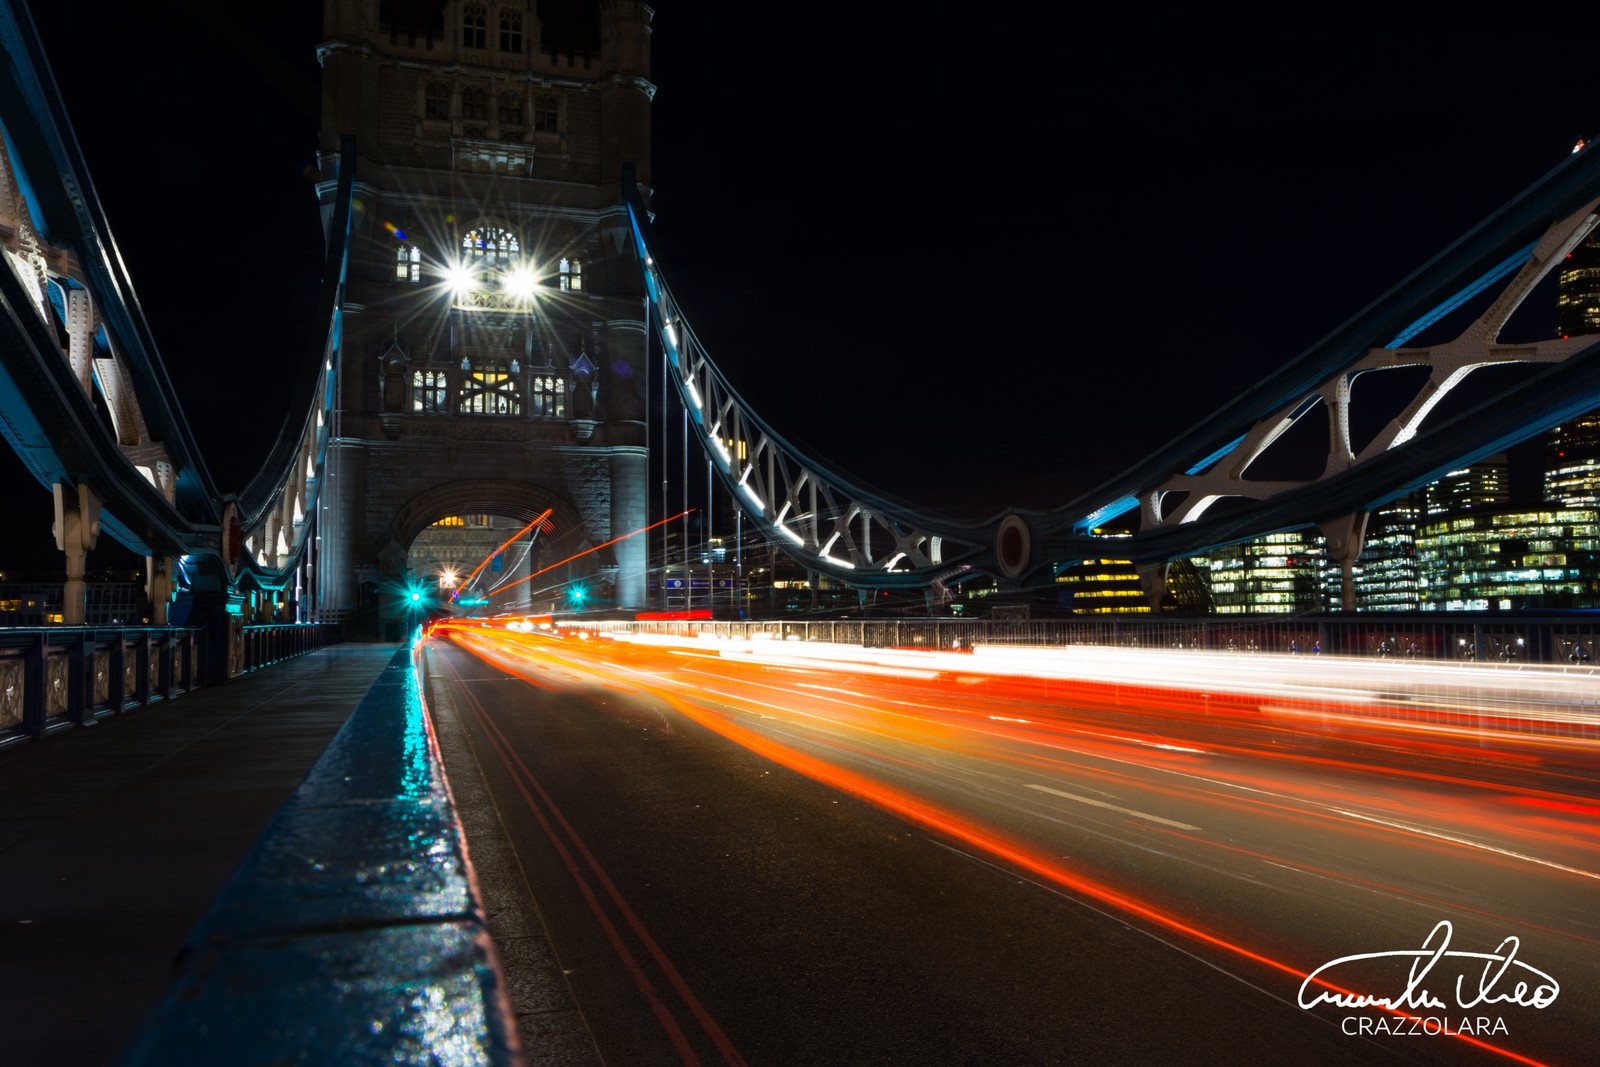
[1025, 783, 1200, 830]
[1330, 808, 1600, 882]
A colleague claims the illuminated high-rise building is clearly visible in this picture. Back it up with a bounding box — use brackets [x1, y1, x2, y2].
[1545, 419, 1600, 505]
[1556, 229, 1600, 337]
[1416, 507, 1600, 610]
[1052, 555, 1211, 614]
[1423, 454, 1508, 516]
[1202, 531, 1326, 614]
[1349, 495, 1421, 611]
[1544, 227, 1600, 509]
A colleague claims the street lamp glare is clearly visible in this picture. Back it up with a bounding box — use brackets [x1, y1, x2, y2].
[504, 265, 538, 299]
[444, 262, 475, 295]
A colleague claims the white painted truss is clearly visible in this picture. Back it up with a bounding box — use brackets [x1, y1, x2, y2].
[1145, 195, 1600, 530]
[635, 234, 982, 585]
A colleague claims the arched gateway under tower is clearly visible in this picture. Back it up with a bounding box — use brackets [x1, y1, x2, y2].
[316, 0, 653, 633]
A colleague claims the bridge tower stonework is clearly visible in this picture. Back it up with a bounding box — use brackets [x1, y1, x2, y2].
[317, 0, 652, 630]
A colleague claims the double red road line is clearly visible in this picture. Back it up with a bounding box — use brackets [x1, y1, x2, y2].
[430, 641, 746, 1067]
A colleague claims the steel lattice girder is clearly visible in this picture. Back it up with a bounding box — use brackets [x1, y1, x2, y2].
[625, 138, 1600, 586]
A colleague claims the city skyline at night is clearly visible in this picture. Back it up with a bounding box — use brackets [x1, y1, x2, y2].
[3, 8, 1599, 1065]
[6, 3, 1600, 604]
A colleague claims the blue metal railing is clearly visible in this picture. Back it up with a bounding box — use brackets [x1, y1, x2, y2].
[0, 625, 203, 747]
[0, 622, 345, 749]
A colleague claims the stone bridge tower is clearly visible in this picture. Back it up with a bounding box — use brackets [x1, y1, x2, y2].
[317, 0, 652, 629]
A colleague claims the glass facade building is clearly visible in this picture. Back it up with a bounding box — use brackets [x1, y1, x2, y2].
[1416, 508, 1600, 610]
[1545, 417, 1600, 506]
[1350, 497, 1422, 611]
[1203, 531, 1327, 614]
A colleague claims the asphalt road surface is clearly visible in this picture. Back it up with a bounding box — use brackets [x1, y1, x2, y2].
[423, 625, 1600, 1066]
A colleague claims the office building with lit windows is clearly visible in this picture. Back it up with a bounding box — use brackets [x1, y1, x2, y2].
[1349, 496, 1422, 611]
[1423, 454, 1509, 516]
[1415, 508, 1600, 610]
[1557, 229, 1600, 337]
[1541, 225, 1600, 516]
[1202, 531, 1327, 614]
[1053, 558, 1148, 613]
[1545, 418, 1600, 506]
[1053, 555, 1212, 614]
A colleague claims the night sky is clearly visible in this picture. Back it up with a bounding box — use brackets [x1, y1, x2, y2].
[7, 3, 1597, 567]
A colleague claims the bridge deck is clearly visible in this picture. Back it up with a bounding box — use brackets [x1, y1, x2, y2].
[0, 644, 396, 1066]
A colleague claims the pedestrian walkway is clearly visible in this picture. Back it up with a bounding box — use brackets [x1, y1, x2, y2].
[0, 643, 398, 1067]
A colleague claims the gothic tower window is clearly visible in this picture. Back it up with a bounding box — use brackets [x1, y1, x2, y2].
[459, 361, 521, 415]
[461, 87, 488, 122]
[532, 94, 558, 133]
[424, 82, 449, 121]
[529, 375, 566, 418]
[412, 369, 448, 412]
[461, 226, 521, 286]
[462, 5, 487, 49]
[497, 92, 522, 128]
[559, 257, 582, 291]
[499, 12, 523, 53]
[396, 244, 422, 283]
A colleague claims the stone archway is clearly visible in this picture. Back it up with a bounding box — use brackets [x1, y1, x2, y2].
[384, 478, 602, 620]
[386, 478, 589, 553]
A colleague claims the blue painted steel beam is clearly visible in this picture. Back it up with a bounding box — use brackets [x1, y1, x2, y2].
[0, 1, 219, 518]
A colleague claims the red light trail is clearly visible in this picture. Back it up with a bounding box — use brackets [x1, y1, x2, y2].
[431, 624, 1598, 1066]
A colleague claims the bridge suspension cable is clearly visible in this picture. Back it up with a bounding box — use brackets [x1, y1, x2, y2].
[624, 139, 1600, 593]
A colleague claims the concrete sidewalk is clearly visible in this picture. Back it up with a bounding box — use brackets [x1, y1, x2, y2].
[0, 643, 398, 1067]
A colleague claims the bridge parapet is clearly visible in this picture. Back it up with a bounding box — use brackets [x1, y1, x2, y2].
[0, 625, 202, 748]
[0, 622, 342, 750]
[119, 642, 521, 1066]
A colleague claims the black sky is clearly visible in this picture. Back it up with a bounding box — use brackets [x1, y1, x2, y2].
[9, 3, 1598, 567]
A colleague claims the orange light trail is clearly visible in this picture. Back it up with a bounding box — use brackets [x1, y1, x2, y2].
[478, 510, 694, 601]
[450, 507, 553, 602]
[435, 625, 1592, 1067]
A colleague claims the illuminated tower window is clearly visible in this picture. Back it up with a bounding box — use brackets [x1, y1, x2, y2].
[460, 227, 521, 290]
[559, 257, 582, 291]
[463, 227, 520, 268]
[462, 5, 486, 49]
[460, 362, 521, 415]
[499, 12, 522, 53]
[395, 244, 422, 283]
[411, 369, 447, 412]
[529, 375, 566, 418]
[532, 94, 558, 133]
